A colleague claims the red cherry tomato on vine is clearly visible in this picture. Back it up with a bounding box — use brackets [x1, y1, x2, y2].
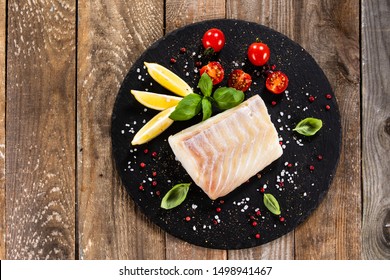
[228, 69, 252, 92]
[200, 62, 225, 85]
[202, 28, 226, 53]
[247, 42, 270, 66]
[265, 71, 289, 94]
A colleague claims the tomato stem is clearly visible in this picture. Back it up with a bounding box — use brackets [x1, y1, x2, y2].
[203, 47, 215, 56]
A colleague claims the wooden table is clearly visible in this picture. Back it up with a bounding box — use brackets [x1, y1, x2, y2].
[0, 0, 389, 260]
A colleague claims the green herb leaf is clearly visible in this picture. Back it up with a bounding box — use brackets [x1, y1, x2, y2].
[198, 73, 213, 97]
[293, 117, 323, 136]
[213, 87, 245, 110]
[201, 97, 213, 121]
[161, 183, 191, 210]
[263, 193, 281, 215]
[169, 94, 202, 121]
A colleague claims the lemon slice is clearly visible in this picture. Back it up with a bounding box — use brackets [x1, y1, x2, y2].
[131, 106, 176, 145]
[131, 90, 182, 111]
[144, 62, 193, 97]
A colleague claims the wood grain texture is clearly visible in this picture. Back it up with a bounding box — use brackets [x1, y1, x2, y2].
[362, 0, 390, 260]
[165, 0, 226, 33]
[6, 0, 76, 259]
[77, 0, 166, 259]
[291, 0, 361, 259]
[227, 0, 295, 260]
[164, 0, 227, 260]
[0, 0, 5, 260]
[227, 0, 295, 39]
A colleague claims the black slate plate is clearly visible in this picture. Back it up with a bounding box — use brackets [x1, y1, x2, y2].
[111, 19, 341, 249]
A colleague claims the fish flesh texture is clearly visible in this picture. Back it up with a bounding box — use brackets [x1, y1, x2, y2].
[168, 95, 283, 200]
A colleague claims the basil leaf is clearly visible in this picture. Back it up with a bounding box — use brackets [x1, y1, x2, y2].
[201, 97, 213, 121]
[263, 193, 281, 215]
[213, 87, 245, 110]
[169, 94, 202, 121]
[161, 183, 191, 210]
[293, 117, 323, 136]
[198, 73, 213, 97]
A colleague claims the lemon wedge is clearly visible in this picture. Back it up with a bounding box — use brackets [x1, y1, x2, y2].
[131, 90, 182, 111]
[131, 106, 176, 145]
[144, 62, 193, 97]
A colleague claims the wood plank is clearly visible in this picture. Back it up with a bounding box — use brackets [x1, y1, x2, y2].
[291, 0, 361, 259]
[0, 0, 5, 260]
[6, 0, 76, 259]
[362, 0, 390, 260]
[227, 0, 296, 260]
[164, 0, 227, 260]
[77, 0, 166, 259]
[165, 0, 226, 33]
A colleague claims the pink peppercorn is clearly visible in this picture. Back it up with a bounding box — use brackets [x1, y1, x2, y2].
[326, 94, 332, 99]
[308, 96, 315, 102]
[151, 152, 157, 157]
[255, 233, 261, 239]
[170, 58, 176, 64]
[140, 162, 146, 168]
[325, 105, 331, 110]
[309, 165, 315, 171]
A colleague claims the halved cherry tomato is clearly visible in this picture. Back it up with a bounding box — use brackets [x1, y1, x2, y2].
[247, 42, 270, 66]
[202, 28, 226, 53]
[228, 69, 252, 92]
[200, 62, 225, 85]
[265, 71, 289, 94]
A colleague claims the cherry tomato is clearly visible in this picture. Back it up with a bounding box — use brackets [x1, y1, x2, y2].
[200, 62, 225, 85]
[265, 71, 289, 94]
[202, 28, 226, 53]
[247, 42, 270, 66]
[228, 69, 252, 92]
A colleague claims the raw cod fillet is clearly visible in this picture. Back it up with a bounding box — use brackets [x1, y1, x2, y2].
[168, 95, 283, 200]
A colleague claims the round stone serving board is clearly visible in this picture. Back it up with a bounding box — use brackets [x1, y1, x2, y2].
[111, 19, 341, 249]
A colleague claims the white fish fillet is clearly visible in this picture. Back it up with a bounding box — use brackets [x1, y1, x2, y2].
[168, 95, 283, 200]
